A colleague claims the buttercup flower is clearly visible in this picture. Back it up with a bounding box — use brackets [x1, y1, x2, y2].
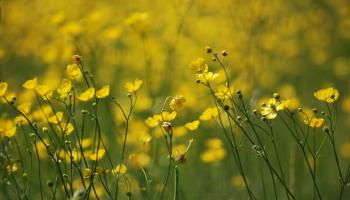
[314, 87, 339, 103]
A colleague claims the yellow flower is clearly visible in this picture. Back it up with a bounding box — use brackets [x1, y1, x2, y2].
[57, 79, 72, 96]
[197, 72, 219, 84]
[96, 85, 110, 99]
[304, 117, 324, 128]
[66, 63, 82, 79]
[0, 82, 8, 96]
[89, 149, 106, 161]
[129, 153, 150, 168]
[22, 77, 37, 90]
[6, 163, 18, 174]
[200, 148, 226, 163]
[17, 102, 32, 114]
[35, 139, 49, 159]
[145, 117, 159, 128]
[169, 96, 186, 110]
[201, 138, 226, 163]
[260, 106, 277, 119]
[80, 138, 92, 149]
[158, 111, 177, 121]
[215, 84, 233, 100]
[78, 88, 95, 101]
[185, 120, 200, 131]
[83, 168, 92, 178]
[340, 142, 350, 159]
[124, 79, 142, 93]
[172, 144, 187, 159]
[35, 84, 53, 100]
[60, 122, 74, 135]
[260, 98, 290, 120]
[199, 107, 219, 121]
[139, 134, 152, 143]
[232, 176, 246, 189]
[15, 115, 29, 125]
[112, 164, 127, 175]
[48, 112, 64, 124]
[189, 58, 208, 75]
[206, 138, 223, 149]
[314, 87, 339, 103]
[0, 119, 16, 137]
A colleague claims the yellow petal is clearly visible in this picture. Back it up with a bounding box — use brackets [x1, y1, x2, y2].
[22, 77, 37, 90]
[185, 120, 200, 131]
[78, 88, 95, 101]
[0, 82, 8, 96]
[57, 79, 72, 95]
[96, 85, 110, 99]
[48, 112, 64, 124]
[124, 79, 142, 93]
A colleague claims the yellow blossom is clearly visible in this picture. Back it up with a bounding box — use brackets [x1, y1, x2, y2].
[57, 79, 72, 96]
[0, 82, 8, 96]
[145, 117, 159, 128]
[66, 63, 82, 79]
[200, 148, 226, 163]
[185, 120, 200, 131]
[78, 88, 95, 101]
[197, 72, 219, 84]
[89, 149, 106, 161]
[112, 164, 128, 175]
[201, 138, 226, 163]
[169, 96, 186, 110]
[159, 111, 177, 121]
[80, 138, 92, 149]
[22, 77, 37, 90]
[304, 117, 325, 128]
[232, 176, 246, 189]
[0, 119, 16, 137]
[6, 163, 18, 174]
[215, 84, 233, 100]
[60, 122, 74, 135]
[35, 84, 53, 100]
[17, 102, 32, 114]
[139, 134, 152, 143]
[314, 87, 339, 103]
[48, 112, 64, 124]
[124, 79, 142, 93]
[96, 85, 110, 99]
[189, 58, 208, 75]
[199, 107, 219, 121]
[129, 153, 150, 168]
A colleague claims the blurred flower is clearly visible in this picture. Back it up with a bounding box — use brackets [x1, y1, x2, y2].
[78, 88, 95, 101]
[0, 82, 8, 96]
[199, 107, 219, 121]
[124, 79, 142, 93]
[232, 175, 246, 189]
[48, 112, 64, 124]
[304, 117, 324, 128]
[22, 77, 37, 90]
[112, 164, 128, 175]
[66, 64, 82, 80]
[6, 163, 18, 174]
[89, 149, 106, 161]
[170, 95, 186, 110]
[0, 119, 16, 137]
[215, 84, 233, 100]
[185, 120, 200, 131]
[314, 87, 339, 103]
[200, 138, 226, 163]
[57, 78, 72, 97]
[189, 58, 208, 75]
[96, 85, 110, 99]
